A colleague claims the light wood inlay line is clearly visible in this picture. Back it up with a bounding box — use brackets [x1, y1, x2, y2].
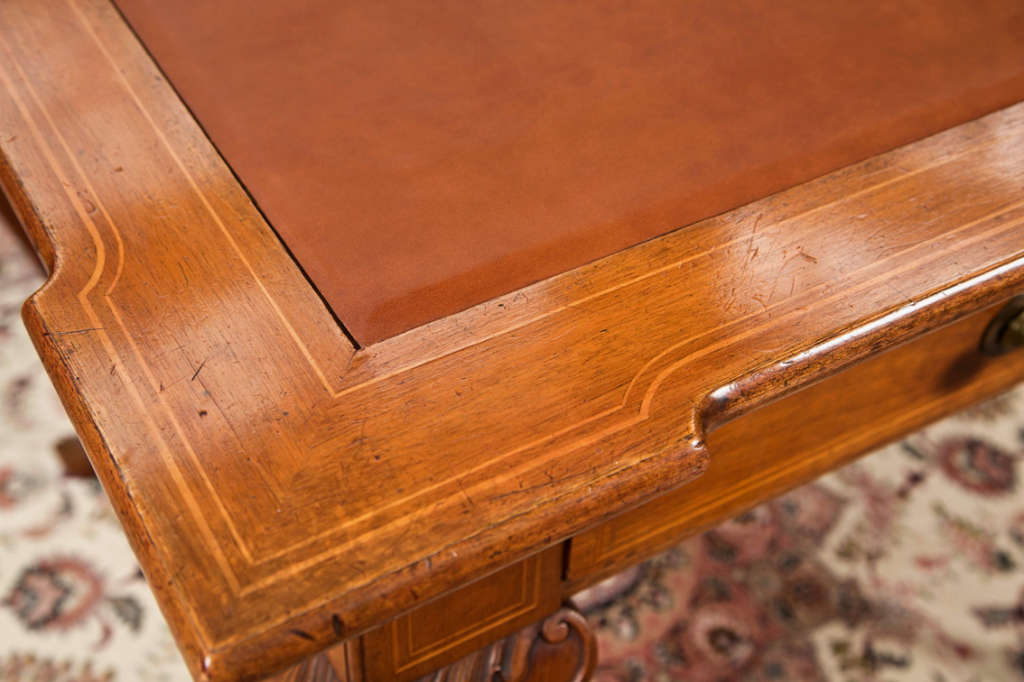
[393, 558, 539, 671]
[1, 34, 257, 574]
[62, 0, 1006, 407]
[10, 6, 1024, 594]
[596, 375, 1009, 566]
[241, 208, 1024, 574]
[5, 0, 1024, 673]
[68, 0, 348, 393]
[0, 47, 229, 647]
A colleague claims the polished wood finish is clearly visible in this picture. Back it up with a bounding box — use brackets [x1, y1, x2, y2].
[362, 547, 563, 682]
[347, 299, 1024, 681]
[3, 0, 1024, 680]
[566, 299, 1024, 588]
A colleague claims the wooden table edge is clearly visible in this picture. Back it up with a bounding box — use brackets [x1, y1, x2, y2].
[3, 0, 1024, 679]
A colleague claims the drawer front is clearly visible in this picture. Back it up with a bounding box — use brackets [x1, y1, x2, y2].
[360, 545, 562, 682]
[567, 297, 1024, 588]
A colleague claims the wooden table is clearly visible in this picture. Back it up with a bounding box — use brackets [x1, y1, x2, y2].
[3, 1, 1024, 680]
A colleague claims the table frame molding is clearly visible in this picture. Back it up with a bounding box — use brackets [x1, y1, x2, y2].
[3, 0, 1024, 679]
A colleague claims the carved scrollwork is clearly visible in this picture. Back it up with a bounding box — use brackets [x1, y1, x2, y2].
[414, 605, 596, 682]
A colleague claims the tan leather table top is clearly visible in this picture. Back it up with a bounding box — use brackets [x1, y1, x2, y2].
[112, 0, 1024, 344]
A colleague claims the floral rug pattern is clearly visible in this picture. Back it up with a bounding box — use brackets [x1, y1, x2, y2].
[3, 214, 1024, 682]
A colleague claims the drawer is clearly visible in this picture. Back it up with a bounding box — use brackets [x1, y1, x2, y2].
[567, 296, 1024, 588]
[359, 545, 562, 682]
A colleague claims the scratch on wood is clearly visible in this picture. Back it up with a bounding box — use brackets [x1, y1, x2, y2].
[43, 327, 103, 336]
[456, 479, 476, 508]
[288, 629, 315, 641]
[491, 481, 554, 501]
[190, 358, 208, 381]
[744, 212, 763, 261]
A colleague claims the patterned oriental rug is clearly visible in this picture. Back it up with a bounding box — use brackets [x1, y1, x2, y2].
[3, 214, 1024, 682]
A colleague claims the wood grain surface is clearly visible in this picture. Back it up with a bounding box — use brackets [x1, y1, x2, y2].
[567, 299, 1024, 588]
[361, 546, 563, 682]
[2, 0, 1024, 679]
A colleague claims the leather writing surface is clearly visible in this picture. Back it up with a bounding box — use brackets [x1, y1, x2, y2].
[113, 0, 1024, 343]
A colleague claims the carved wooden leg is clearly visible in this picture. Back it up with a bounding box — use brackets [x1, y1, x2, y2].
[257, 640, 361, 682]
[412, 605, 596, 682]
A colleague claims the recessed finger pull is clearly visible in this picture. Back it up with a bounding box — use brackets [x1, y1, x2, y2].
[981, 295, 1024, 356]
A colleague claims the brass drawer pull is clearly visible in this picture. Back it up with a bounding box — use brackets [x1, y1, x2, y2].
[981, 296, 1024, 355]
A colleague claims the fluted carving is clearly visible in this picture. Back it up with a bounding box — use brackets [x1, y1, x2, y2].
[264, 653, 342, 682]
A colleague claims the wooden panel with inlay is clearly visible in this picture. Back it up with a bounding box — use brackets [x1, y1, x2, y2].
[362, 547, 562, 682]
